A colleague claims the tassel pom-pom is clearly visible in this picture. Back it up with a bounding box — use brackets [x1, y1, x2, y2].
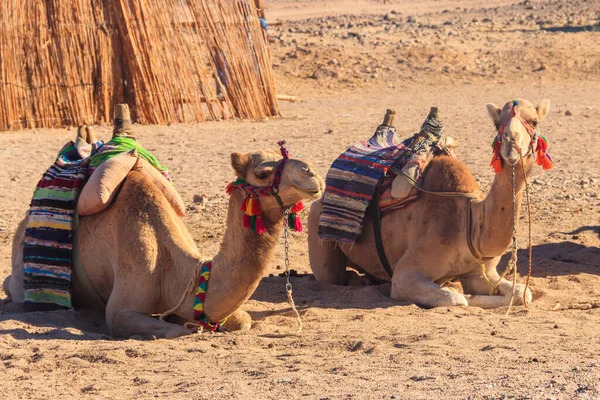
[535, 136, 552, 170]
[490, 154, 503, 174]
[291, 201, 304, 213]
[250, 215, 257, 232]
[293, 215, 303, 232]
[243, 214, 251, 228]
[536, 136, 548, 153]
[251, 197, 261, 215]
[536, 151, 553, 170]
[255, 216, 267, 235]
[226, 182, 234, 194]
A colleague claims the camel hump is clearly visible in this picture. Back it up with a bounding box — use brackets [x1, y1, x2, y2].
[131, 157, 186, 217]
[422, 155, 479, 194]
[78, 153, 185, 217]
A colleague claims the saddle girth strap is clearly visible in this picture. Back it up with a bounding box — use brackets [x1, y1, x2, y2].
[371, 192, 394, 278]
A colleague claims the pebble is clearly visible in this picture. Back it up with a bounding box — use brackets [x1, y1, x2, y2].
[565, 110, 573, 116]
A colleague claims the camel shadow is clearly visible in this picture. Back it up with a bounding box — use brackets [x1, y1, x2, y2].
[252, 238, 599, 311]
[541, 25, 599, 33]
[0, 304, 110, 340]
[506, 240, 600, 278]
[250, 274, 401, 313]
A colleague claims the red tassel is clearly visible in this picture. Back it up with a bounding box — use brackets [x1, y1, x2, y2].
[226, 182, 234, 194]
[536, 136, 548, 153]
[535, 136, 552, 170]
[536, 151, 553, 170]
[241, 196, 249, 212]
[293, 215, 303, 232]
[242, 214, 251, 228]
[291, 201, 304, 213]
[255, 216, 267, 235]
[490, 154, 503, 174]
[251, 197, 261, 215]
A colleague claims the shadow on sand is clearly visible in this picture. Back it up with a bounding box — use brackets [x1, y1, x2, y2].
[1, 235, 596, 340]
[0, 305, 109, 340]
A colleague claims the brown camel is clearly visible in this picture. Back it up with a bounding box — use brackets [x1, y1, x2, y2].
[5, 150, 324, 338]
[308, 99, 551, 309]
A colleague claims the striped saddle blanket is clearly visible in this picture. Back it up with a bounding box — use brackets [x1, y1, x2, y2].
[317, 125, 415, 244]
[23, 137, 172, 309]
[23, 141, 101, 308]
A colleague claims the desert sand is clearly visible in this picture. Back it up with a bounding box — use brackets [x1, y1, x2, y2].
[0, 0, 599, 398]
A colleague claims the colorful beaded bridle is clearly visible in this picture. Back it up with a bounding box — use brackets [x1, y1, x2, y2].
[490, 100, 553, 174]
[226, 140, 304, 235]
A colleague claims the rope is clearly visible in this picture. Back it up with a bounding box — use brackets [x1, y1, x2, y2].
[158, 262, 203, 324]
[506, 165, 518, 315]
[520, 155, 533, 308]
[283, 209, 302, 333]
[395, 170, 482, 199]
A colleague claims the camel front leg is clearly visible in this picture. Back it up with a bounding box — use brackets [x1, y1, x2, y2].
[391, 265, 468, 308]
[308, 201, 348, 285]
[461, 259, 532, 309]
[106, 290, 194, 339]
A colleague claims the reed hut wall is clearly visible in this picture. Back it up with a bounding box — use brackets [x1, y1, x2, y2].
[0, 0, 280, 130]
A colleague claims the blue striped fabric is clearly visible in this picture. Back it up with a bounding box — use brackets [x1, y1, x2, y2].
[317, 126, 413, 244]
[23, 141, 102, 308]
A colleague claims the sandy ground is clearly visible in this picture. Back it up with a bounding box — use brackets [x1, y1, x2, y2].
[1, 1, 599, 399]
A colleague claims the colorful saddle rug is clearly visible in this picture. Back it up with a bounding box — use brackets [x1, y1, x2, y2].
[23, 141, 102, 308]
[317, 125, 413, 244]
[23, 136, 172, 309]
[318, 114, 458, 245]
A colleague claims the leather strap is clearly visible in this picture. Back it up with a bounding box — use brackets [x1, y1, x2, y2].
[466, 198, 495, 261]
[371, 192, 394, 278]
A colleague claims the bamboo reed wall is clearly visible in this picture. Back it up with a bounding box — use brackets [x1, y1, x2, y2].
[0, 0, 280, 130]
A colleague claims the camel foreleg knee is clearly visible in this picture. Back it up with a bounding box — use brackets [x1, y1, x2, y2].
[222, 309, 252, 332]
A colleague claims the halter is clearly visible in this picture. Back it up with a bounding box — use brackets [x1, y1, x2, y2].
[226, 140, 304, 234]
[490, 100, 552, 174]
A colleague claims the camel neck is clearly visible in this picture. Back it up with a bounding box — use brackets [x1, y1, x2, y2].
[196, 190, 283, 322]
[474, 157, 532, 257]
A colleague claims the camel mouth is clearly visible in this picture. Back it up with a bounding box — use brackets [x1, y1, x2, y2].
[301, 189, 323, 199]
[296, 187, 323, 200]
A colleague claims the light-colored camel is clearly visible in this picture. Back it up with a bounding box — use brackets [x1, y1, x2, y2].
[4, 150, 324, 338]
[308, 99, 551, 309]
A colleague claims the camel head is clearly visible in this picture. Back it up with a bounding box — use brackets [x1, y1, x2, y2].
[486, 99, 552, 172]
[229, 148, 324, 213]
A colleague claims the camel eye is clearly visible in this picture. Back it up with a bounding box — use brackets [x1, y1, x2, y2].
[255, 171, 270, 180]
[531, 120, 538, 127]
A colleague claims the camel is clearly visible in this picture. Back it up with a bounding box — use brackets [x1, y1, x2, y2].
[4, 148, 324, 338]
[308, 99, 552, 309]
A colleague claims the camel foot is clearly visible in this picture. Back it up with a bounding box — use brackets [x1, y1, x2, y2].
[222, 309, 252, 332]
[464, 283, 532, 309]
[391, 270, 468, 308]
[500, 282, 532, 305]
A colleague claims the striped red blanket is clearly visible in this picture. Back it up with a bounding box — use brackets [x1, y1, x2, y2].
[317, 125, 413, 244]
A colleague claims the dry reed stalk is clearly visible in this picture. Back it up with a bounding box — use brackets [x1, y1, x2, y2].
[0, 0, 279, 130]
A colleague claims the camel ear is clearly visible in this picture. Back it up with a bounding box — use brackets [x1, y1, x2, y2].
[486, 103, 502, 122]
[536, 99, 550, 121]
[231, 152, 250, 178]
